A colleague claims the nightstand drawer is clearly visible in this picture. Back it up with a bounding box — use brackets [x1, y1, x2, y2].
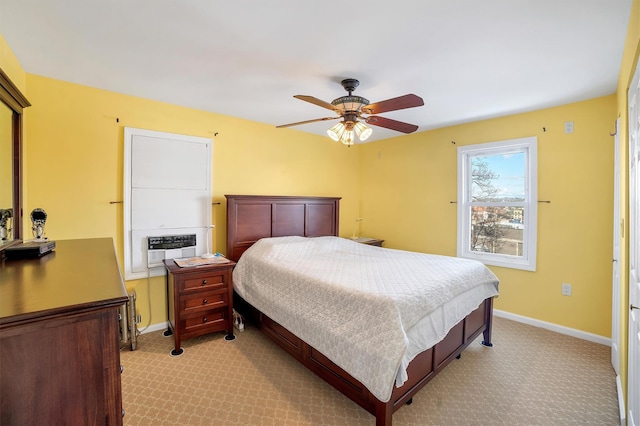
[180, 289, 227, 314]
[182, 309, 227, 335]
[181, 271, 227, 293]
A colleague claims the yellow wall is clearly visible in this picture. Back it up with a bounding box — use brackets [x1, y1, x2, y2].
[360, 95, 617, 337]
[21, 74, 361, 327]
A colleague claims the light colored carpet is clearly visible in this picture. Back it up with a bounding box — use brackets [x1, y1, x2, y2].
[120, 316, 619, 425]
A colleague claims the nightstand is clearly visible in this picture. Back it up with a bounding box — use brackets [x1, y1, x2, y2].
[164, 259, 236, 356]
[351, 237, 384, 247]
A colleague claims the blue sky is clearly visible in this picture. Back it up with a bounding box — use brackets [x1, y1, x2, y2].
[476, 152, 525, 199]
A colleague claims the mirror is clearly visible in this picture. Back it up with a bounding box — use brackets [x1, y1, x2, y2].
[0, 67, 30, 251]
[1, 102, 12, 241]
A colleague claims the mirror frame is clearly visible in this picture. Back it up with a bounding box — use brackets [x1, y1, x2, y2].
[0, 67, 30, 248]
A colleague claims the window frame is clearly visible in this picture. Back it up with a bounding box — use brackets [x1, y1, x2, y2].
[456, 136, 538, 271]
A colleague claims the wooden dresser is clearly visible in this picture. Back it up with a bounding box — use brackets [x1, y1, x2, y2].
[0, 238, 129, 426]
[164, 259, 236, 356]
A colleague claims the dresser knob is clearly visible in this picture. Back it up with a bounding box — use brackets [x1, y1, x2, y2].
[122, 409, 125, 417]
[203, 299, 208, 304]
[120, 365, 124, 374]
[203, 316, 208, 323]
[202, 280, 207, 285]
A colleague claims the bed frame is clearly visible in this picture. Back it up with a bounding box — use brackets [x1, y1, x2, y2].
[225, 194, 494, 426]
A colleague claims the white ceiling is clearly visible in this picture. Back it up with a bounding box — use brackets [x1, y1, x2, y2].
[0, 0, 632, 143]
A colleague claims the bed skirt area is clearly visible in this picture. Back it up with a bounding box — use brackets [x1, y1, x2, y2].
[234, 292, 494, 426]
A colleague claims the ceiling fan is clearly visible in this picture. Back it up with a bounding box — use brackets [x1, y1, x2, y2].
[276, 78, 424, 146]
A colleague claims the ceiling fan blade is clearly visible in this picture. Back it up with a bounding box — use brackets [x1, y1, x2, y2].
[362, 94, 424, 115]
[294, 95, 340, 112]
[365, 116, 419, 133]
[276, 116, 340, 128]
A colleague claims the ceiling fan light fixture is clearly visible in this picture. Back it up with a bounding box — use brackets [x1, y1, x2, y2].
[328, 120, 370, 146]
[327, 122, 345, 141]
[340, 130, 355, 147]
[354, 122, 373, 141]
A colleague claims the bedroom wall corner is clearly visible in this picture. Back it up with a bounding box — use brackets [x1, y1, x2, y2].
[0, 34, 26, 94]
[20, 72, 361, 331]
[359, 95, 617, 339]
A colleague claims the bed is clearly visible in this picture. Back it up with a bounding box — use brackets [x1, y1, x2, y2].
[226, 195, 499, 426]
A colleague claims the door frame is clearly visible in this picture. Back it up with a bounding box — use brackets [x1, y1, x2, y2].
[612, 117, 621, 376]
[627, 59, 640, 426]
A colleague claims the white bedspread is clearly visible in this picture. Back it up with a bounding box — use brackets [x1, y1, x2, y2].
[233, 236, 499, 402]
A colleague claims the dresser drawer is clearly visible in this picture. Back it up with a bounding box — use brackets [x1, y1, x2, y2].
[180, 271, 228, 293]
[181, 309, 227, 336]
[180, 289, 227, 314]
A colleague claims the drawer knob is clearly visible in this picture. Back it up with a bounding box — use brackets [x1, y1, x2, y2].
[203, 316, 208, 323]
[203, 299, 208, 304]
[120, 365, 124, 374]
[202, 280, 207, 285]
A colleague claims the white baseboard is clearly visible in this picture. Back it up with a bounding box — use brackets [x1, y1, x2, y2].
[139, 313, 610, 346]
[493, 309, 610, 346]
[616, 375, 626, 426]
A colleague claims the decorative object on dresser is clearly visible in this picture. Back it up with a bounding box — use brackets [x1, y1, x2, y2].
[29, 207, 48, 240]
[163, 259, 236, 356]
[0, 238, 129, 426]
[226, 194, 497, 426]
[0, 208, 12, 242]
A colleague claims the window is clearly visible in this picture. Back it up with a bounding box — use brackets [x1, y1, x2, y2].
[457, 137, 537, 271]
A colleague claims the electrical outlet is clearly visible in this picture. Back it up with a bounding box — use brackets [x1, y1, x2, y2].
[562, 283, 572, 296]
[136, 314, 142, 324]
[564, 121, 574, 133]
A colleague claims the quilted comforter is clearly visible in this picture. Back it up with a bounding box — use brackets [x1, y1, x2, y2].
[232, 236, 499, 402]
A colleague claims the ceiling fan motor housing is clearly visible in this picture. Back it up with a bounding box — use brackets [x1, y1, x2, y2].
[341, 78, 360, 94]
[334, 79, 369, 112]
[331, 96, 369, 112]
[342, 113, 359, 129]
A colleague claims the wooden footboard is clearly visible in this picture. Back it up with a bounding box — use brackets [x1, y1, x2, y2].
[234, 293, 494, 426]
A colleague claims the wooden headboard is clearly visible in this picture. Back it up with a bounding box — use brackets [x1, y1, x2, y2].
[225, 195, 341, 262]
